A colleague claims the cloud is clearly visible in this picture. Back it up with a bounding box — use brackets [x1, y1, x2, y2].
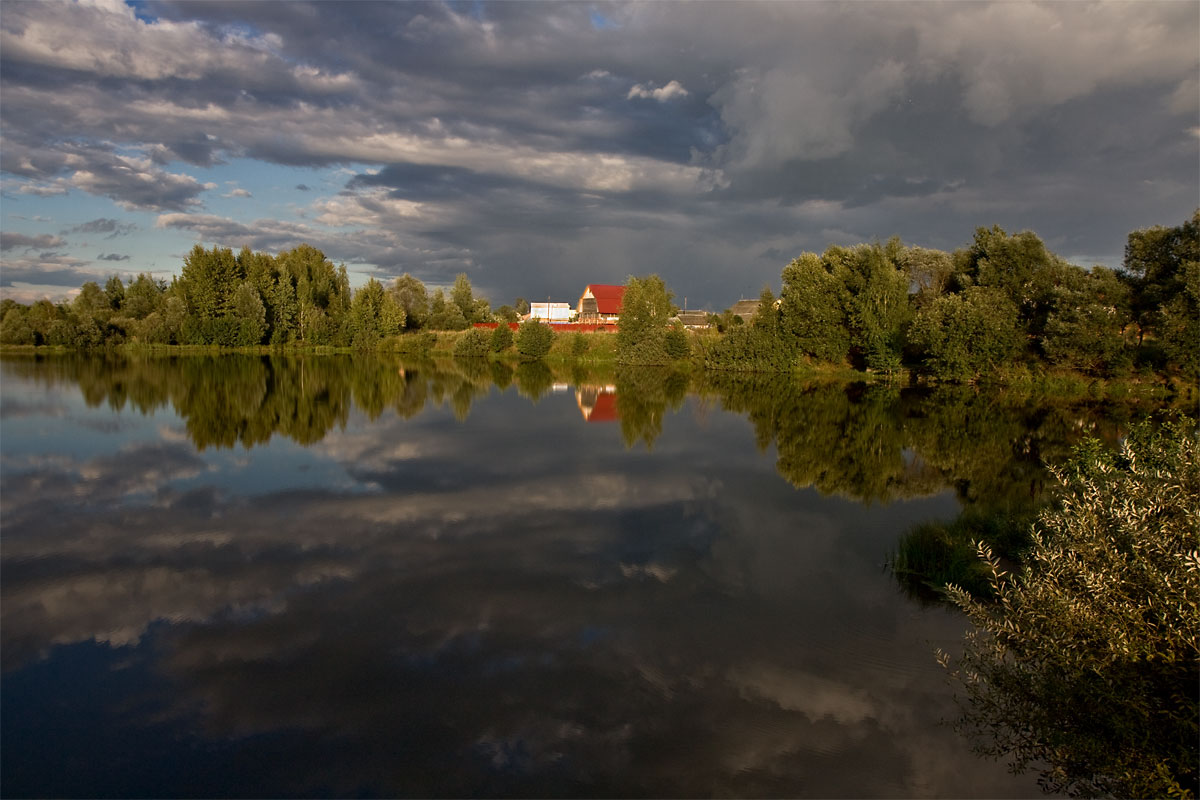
[0, 0, 1195, 306]
[97, 253, 130, 261]
[16, 182, 70, 197]
[69, 218, 138, 238]
[223, 188, 253, 199]
[627, 79, 689, 102]
[1, 232, 66, 251]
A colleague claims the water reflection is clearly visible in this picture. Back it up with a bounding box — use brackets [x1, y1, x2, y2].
[576, 385, 619, 422]
[0, 352, 1173, 797]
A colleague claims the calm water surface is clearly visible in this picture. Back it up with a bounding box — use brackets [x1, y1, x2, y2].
[0, 353, 1144, 797]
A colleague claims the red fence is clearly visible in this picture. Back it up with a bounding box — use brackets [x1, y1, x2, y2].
[473, 322, 618, 333]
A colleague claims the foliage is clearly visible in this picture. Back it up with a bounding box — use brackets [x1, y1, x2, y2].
[569, 331, 590, 357]
[427, 289, 470, 330]
[391, 273, 430, 331]
[494, 305, 521, 324]
[908, 287, 1021, 381]
[891, 510, 1036, 600]
[779, 251, 851, 363]
[490, 322, 514, 352]
[453, 327, 492, 358]
[1123, 210, 1199, 349]
[449, 273, 491, 324]
[616, 274, 676, 364]
[940, 416, 1199, 798]
[231, 281, 267, 346]
[1154, 256, 1199, 377]
[663, 325, 690, 360]
[346, 278, 404, 349]
[515, 319, 554, 359]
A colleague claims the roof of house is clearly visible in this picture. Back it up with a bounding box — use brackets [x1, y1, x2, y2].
[729, 299, 761, 318]
[582, 284, 625, 315]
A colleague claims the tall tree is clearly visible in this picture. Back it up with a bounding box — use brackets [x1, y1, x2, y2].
[391, 273, 430, 331]
[616, 274, 675, 364]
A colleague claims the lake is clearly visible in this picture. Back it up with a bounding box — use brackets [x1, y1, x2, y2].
[0, 352, 1155, 797]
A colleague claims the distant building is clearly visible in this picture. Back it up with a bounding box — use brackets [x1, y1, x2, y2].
[728, 298, 761, 321]
[577, 284, 625, 323]
[675, 310, 710, 329]
[528, 302, 575, 322]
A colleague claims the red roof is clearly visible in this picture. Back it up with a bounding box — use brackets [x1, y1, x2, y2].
[584, 284, 625, 315]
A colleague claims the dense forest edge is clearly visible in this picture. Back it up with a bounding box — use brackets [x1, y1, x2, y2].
[1, 212, 1196, 390]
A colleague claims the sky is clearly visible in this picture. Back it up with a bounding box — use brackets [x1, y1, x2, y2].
[1, 0, 1197, 309]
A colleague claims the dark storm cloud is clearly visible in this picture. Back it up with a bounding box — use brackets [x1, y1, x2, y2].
[1, 0, 1196, 303]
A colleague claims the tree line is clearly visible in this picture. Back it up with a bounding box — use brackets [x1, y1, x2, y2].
[618, 211, 1198, 379]
[0, 243, 510, 350]
[2, 212, 1196, 379]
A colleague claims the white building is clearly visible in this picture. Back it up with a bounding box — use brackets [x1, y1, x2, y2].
[528, 302, 575, 322]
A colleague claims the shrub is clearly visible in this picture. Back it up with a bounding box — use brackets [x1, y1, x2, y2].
[939, 416, 1199, 798]
[570, 331, 589, 357]
[453, 327, 492, 358]
[516, 320, 554, 359]
[490, 323, 514, 353]
[909, 287, 1021, 381]
[663, 326, 691, 359]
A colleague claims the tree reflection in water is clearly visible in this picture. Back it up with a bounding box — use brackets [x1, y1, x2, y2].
[3, 351, 1161, 498]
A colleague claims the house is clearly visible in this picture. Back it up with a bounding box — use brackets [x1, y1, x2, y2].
[675, 310, 710, 329]
[728, 298, 761, 321]
[577, 284, 625, 323]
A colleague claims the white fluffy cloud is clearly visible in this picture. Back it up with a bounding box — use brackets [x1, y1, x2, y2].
[628, 79, 689, 102]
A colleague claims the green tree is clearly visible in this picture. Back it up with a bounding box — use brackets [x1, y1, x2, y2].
[391, 273, 430, 331]
[780, 251, 852, 363]
[940, 417, 1199, 799]
[123, 274, 163, 320]
[909, 287, 1021, 381]
[516, 319, 554, 359]
[491, 321, 514, 352]
[427, 288, 469, 330]
[231, 282, 267, 346]
[1156, 259, 1200, 376]
[1123, 210, 1200, 345]
[103, 275, 126, 311]
[902, 246, 958, 309]
[270, 275, 299, 344]
[841, 243, 910, 372]
[494, 305, 520, 324]
[346, 278, 404, 349]
[1042, 267, 1133, 375]
[453, 327, 492, 358]
[179, 244, 241, 320]
[616, 274, 675, 364]
[0, 304, 35, 344]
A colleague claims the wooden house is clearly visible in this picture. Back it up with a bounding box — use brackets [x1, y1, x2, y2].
[577, 284, 625, 323]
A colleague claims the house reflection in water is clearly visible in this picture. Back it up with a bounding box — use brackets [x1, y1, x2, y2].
[576, 385, 619, 422]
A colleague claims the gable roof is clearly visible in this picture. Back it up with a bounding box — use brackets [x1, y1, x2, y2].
[583, 284, 625, 315]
